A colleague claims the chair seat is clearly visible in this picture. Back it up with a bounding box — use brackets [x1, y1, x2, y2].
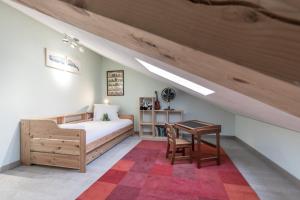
[176, 138, 191, 146]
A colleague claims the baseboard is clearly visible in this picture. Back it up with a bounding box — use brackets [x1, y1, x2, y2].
[203, 135, 235, 139]
[234, 137, 300, 188]
[0, 160, 20, 173]
[140, 135, 167, 141]
[139, 134, 235, 141]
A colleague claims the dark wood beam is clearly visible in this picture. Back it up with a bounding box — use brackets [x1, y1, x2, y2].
[17, 0, 300, 118]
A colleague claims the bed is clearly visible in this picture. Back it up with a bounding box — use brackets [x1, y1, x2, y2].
[20, 110, 134, 173]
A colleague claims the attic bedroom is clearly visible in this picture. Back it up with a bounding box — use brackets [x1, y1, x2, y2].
[0, 0, 299, 200]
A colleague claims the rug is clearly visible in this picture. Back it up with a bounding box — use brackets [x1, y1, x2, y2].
[77, 141, 260, 200]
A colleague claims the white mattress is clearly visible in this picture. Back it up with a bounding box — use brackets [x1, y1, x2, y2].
[59, 119, 132, 144]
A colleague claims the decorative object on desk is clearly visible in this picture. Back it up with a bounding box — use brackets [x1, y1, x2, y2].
[45, 49, 80, 74]
[161, 87, 176, 110]
[102, 113, 110, 121]
[107, 70, 124, 96]
[154, 90, 161, 110]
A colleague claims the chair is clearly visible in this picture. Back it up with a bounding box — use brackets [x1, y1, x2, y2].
[165, 123, 193, 165]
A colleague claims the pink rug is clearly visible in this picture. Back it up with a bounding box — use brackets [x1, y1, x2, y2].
[77, 140, 260, 200]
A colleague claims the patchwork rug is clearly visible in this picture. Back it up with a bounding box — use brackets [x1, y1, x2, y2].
[77, 141, 259, 200]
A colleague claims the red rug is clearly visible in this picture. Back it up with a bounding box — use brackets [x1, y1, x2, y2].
[77, 141, 260, 200]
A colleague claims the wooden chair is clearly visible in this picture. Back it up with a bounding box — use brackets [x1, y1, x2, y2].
[165, 123, 193, 165]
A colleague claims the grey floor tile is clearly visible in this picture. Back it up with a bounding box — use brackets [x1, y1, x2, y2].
[0, 136, 299, 200]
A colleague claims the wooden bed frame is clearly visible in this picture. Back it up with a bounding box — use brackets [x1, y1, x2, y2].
[20, 113, 134, 172]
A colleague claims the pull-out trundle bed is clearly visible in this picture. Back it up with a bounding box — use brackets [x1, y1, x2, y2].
[21, 113, 134, 172]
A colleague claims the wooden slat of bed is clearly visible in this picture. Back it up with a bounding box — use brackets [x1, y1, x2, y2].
[20, 120, 31, 165]
[30, 138, 81, 156]
[29, 120, 81, 140]
[30, 152, 80, 169]
[86, 129, 133, 164]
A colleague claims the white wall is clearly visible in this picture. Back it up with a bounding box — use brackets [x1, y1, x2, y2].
[0, 2, 103, 168]
[235, 115, 300, 180]
[99, 58, 235, 135]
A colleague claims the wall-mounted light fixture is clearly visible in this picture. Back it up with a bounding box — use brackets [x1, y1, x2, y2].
[62, 34, 85, 53]
[104, 98, 110, 105]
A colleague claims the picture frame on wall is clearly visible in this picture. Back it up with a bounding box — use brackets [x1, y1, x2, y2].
[66, 57, 80, 73]
[45, 49, 80, 74]
[107, 70, 124, 96]
[45, 49, 66, 71]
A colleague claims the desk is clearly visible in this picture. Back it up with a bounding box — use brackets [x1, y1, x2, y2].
[174, 120, 221, 168]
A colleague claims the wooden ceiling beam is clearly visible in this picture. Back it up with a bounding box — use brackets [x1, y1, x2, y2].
[59, 0, 300, 85]
[17, 0, 300, 118]
[189, 0, 300, 26]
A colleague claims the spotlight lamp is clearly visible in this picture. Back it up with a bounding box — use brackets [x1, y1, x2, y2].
[62, 34, 84, 53]
[62, 35, 69, 43]
[79, 46, 85, 53]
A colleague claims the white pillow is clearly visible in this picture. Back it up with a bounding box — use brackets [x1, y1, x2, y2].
[93, 104, 120, 121]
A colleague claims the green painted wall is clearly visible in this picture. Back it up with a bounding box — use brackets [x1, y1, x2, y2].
[0, 2, 103, 168]
[99, 58, 236, 135]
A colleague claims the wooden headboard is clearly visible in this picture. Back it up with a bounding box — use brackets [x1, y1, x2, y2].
[44, 112, 94, 124]
[39, 112, 134, 125]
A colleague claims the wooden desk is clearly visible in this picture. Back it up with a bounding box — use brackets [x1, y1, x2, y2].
[174, 120, 221, 168]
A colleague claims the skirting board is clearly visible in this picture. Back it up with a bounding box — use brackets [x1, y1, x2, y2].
[139, 132, 235, 141]
[234, 137, 300, 188]
[0, 160, 20, 173]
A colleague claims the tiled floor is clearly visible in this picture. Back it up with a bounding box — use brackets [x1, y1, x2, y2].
[0, 136, 299, 200]
[219, 137, 300, 200]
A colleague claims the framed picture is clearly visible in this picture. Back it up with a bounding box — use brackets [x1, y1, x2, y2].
[107, 70, 124, 96]
[45, 49, 66, 71]
[66, 57, 80, 73]
[45, 49, 80, 74]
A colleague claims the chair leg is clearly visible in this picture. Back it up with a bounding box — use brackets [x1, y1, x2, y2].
[192, 135, 195, 152]
[189, 147, 193, 163]
[197, 135, 202, 168]
[216, 131, 221, 165]
[171, 147, 176, 165]
[166, 143, 170, 158]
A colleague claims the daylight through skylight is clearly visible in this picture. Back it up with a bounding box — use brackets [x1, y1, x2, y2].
[135, 58, 215, 96]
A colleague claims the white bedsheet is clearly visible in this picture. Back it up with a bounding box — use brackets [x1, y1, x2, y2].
[59, 119, 132, 144]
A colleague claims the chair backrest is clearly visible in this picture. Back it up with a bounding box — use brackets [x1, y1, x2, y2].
[165, 123, 176, 144]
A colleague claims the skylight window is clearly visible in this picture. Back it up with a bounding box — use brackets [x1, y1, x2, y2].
[135, 58, 215, 96]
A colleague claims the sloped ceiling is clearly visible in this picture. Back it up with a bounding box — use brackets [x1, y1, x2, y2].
[2, 0, 300, 133]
